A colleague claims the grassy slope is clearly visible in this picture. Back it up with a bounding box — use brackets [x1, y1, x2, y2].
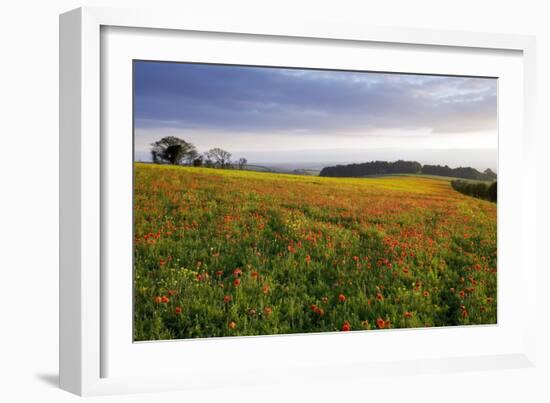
[133, 163, 497, 340]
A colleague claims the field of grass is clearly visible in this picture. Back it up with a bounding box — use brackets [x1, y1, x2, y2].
[133, 163, 497, 340]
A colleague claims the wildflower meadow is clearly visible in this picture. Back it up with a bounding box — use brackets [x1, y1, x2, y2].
[133, 163, 497, 340]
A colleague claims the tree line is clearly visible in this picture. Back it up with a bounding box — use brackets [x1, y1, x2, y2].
[319, 160, 497, 181]
[150, 136, 247, 169]
[320, 160, 421, 177]
[451, 180, 497, 202]
[422, 165, 496, 181]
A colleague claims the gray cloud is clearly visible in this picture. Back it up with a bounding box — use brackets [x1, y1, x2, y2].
[134, 62, 497, 137]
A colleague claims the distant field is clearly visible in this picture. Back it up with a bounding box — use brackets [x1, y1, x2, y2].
[133, 163, 497, 340]
[360, 173, 494, 183]
[242, 164, 321, 176]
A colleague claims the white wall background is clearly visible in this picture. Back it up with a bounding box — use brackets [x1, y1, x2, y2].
[0, 0, 548, 401]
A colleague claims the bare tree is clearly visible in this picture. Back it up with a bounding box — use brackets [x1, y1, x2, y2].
[205, 148, 232, 168]
[237, 157, 247, 170]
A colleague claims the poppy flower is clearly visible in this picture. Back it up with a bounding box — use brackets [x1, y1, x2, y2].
[422, 291, 430, 297]
[154, 296, 162, 304]
[321, 296, 328, 304]
[233, 268, 242, 277]
[264, 306, 273, 315]
[215, 270, 224, 277]
[404, 311, 413, 318]
[223, 295, 232, 303]
[228, 321, 237, 329]
[233, 278, 241, 287]
[342, 322, 351, 331]
[161, 296, 169, 303]
[168, 289, 177, 296]
[376, 318, 386, 329]
[262, 284, 270, 294]
[338, 294, 346, 303]
[175, 306, 182, 314]
[251, 271, 258, 279]
[376, 293, 384, 301]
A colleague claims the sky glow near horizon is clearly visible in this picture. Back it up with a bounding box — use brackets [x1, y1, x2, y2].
[134, 61, 498, 171]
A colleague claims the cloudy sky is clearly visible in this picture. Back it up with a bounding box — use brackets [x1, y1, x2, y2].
[134, 61, 498, 170]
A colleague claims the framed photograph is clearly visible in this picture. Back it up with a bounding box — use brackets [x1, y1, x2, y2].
[60, 7, 537, 396]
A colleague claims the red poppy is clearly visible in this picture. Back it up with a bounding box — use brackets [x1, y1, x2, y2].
[422, 291, 430, 297]
[161, 296, 169, 303]
[305, 255, 311, 264]
[338, 294, 346, 303]
[404, 311, 413, 318]
[215, 270, 224, 277]
[376, 318, 386, 329]
[264, 306, 273, 315]
[167, 289, 177, 296]
[342, 322, 351, 331]
[262, 284, 270, 294]
[154, 296, 162, 304]
[251, 271, 258, 279]
[223, 295, 232, 303]
[233, 278, 241, 287]
[233, 268, 242, 277]
[376, 293, 384, 301]
[175, 306, 182, 314]
[228, 321, 237, 329]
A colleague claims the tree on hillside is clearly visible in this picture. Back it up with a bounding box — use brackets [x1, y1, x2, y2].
[151, 136, 198, 165]
[205, 148, 232, 168]
[237, 158, 247, 170]
[192, 156, 203, 167]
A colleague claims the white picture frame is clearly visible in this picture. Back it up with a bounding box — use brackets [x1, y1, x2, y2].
[59, 6, 537, 396]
